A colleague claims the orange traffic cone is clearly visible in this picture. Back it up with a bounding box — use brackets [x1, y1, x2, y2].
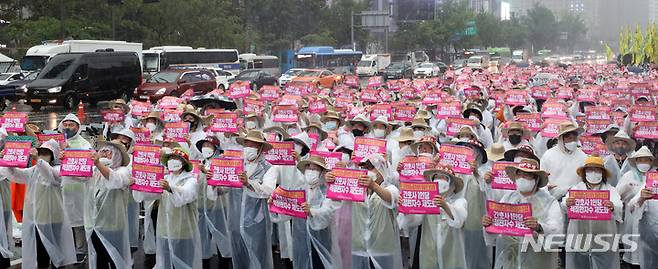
[77, 102, 86, 123]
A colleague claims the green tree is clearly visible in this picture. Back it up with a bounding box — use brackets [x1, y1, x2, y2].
[499, 17, 526, 50]
[557, 12, 587, 51]
[523, 4, 558, 53]
[475, 12, 502, 48]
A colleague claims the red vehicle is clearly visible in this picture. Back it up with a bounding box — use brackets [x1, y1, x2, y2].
[134, 69, 216, 103]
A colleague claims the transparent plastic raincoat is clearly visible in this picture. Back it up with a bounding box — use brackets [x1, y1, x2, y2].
[0, 177, 11, 261]
[1, 146, 76, 269]
[199, 152, 232, 260]
[349, 154, 403, 269]
[628, 184, 658, 268]
[561, 182, 622, 269]
[462, 172, 493, 269]
[59, 114, 93, 228]
[83, 160, 133, 268]
[484, 189, 564, 269]
[398, 192, 468, 269]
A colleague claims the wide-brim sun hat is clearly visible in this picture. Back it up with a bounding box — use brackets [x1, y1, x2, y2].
[195, 136, 221, 153]
[297, 155, 328, 173]
[347, 114, 371, 129]
[372, 115, 391, 131]
[321, 110, 343, 124]
[556, 121, 584, 138]
[628, 146, 655, 167]
[423, 164, 464, 193]
[108, 99, 130, 113]
[605, 129, 636, 151]
[576, 155, 611, 178]
[455, 139, 488, 164]
[410, 136, 438, 154]
[160, 147, 193, 172]
[395, 127, 417, 143]
[410, 118, 430, 129]
[97, 139, 131, 167]
[486, 143, 505, 161]
[505, 159, 548, 188]
[503, 144, 540, 163]
[236, 130, 274, 152]
[140, 111, 164, 126]
[263, 126, 291, 140]
[284, 132, 312, 154]
[501, 121, 532, 138]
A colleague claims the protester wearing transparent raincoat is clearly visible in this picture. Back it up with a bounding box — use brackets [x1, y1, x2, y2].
[616, 146, 658, 266]
[398, 164, 468, 269]
[155, 147, 202, 269]
[195, 136, 232, 267]
[327, 153, 403, 269]
[234, 130, 274, 269]
[561, 156, 623, 269]
[0, 129, 12, 269]
[483, 159, 564, 269]
[84, 140, 133, 269]
[0, 139, 76, 269]
[270, 155, 342, 269]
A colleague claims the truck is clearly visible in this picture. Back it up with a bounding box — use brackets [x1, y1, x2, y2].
[356, 54, 391, 76]
[512, 50, 528, 64]
[21, 40, 143, 72]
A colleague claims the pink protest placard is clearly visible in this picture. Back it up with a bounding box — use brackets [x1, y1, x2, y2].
[208, 158, 244, 187]
[438, 144, 475, 175]
[130, 163, 164, 193]
[36, 133, 65, 144]
[222, 150, 243, 159]
[360, 89, 379, 103]
[556, 88, 574, 100]
[132, 144, 162, 166]
[367, 76, 383, 88]
[435, 101, 462, 119]
[445, 118, 477, 137]
[344, 76, 359, 87]
[630, 106, 657, 122]
[585, 119, 611, 135]
[162, 109, 182, 123]
[567, 190, 612, 221]
[421, 91, 442, 105]
[269, 187, 307, 219]
[491, 161, 518, 190]
[272, 105, 299, 123]
[130, 100, 151, 117]
[540, 118, 564, 138]
[284, 84, 307, 96]
[505, 90, 528, 106]
[307, 133, 319, 151]
[485, 201, 533, 236]
[189, 160, 202, 180]
[210, 112, 239, 132]
[515, 113, 542, 132]
[585, 106, 611, 121]
[394, 105, 416, 122]
[579, 135, 605, 155]
[634, 122, 658, 139]
[101, 109, 125, 123]
[0, 141, 31, 168]
[310, 151, 342, 170]
[399, 181, 441, 215]
[60, 150, 94, 177]
[260, 85, 280, 101]
[326, 168, 367, 202]
[370, 104, 392, 121]
[228, 81, 251, 99]
[265, 142, 296, 165]
[308, 100, 328, 114]
[131, 127, 151, 145]
[399, 156, 433, 181]
[353, 137, 387, 163]
[530, 86, 551, 99]
[0, 112, 28, 132]
[163, 122, 189, 143]
[243, 98, 264, 116]
[158, 96, 181, 110]
[645, 172, 658, 199]
[541, 102, 568, 119]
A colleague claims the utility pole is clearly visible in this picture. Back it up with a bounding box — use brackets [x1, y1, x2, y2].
[111, 5, 116, 40]
[59, 0, 65, 39]
[351, 10, 355, 51]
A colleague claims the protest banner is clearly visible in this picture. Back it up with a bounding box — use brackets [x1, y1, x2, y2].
[541, 118, 565, 138]
[585, 119, 612, 135]
[269, 187, 307, 219]
[163, 122, 189, 142]
[158, 96, 181, 110]
[130, 127, 151, 145]
[370, 104, 392, 121]
[438, 144, 475, 175]
[101, 109, 125, 123]
[228, 81, 251, 99]
[36, 133, 65, 144]
[222, 150, 243, 159]
[485, 201, 533, 236]
[514, 113, 542, 132]
[132, 144, 162, 166]
[630, 106, 657, 122]
[310, 151, 342, 170]
[505, 90, 528, 106]
[130, 100, 151, 117]
[646, 172, 658, 199]
[260, 85, 280, 101]
[352, 137, 387, 163]
[0, 112, 28, 132]
[0, 141, 31, 168]
[394, 105, 417, 122]
[162, 109, 183, 123]
[399, 181, 441, 215]
[491, 161, 518, 190]
[265, 141, 296, 165]
[634, 122, 658, 139]
[243, 99, 264, 116]
[399, 156, 433, 181]
[326, 168, 367, 202]
[567, 190, 612, 221]
[60, 150, 94, 177]
[541, 102, 568, 119]
[272, 105, 299, 123]
[435, 101, 462, 119]
[585, 106, 612, 121]
[445, 118, 477, 137]
[210, 112, 239, 133]
[130, 163, 164, 193]
[360, 89, 379, 103]
[208, 158, 244, 187]
[308, 99, 328, 114]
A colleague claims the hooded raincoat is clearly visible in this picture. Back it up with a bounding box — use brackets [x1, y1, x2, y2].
[628, 183, 658, 268]
[59, 114, 93, 229]
[540, 138, 588, 199]
[199, 151, 232, 260]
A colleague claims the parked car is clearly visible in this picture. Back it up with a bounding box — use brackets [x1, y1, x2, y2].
[278, 68, 305, 86]
[134, 69, 216, 103]
[450, 59, 467, 69]
[413, 62, 441, 78]
[466, 55, 490, 69]
[231, 70, 278, 90]
[0, 71, 39, 110]
[383, 62, 413, 80]
[0, 73, 24, 86]
[435, 62, 448, 73]
[289, 69, 342, 88]
[207, 68, 234, 90]
[25, 51, 142, 110]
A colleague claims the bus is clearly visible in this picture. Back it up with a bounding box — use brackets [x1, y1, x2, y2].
[295, 46, 362, 74]
[239, 53, 281, 76]
[142, 47, 241, 76]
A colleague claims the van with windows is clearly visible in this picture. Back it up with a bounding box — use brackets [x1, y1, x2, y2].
[467, 55, 490, 69]
[25, 51, 142, 110]
[239, 54, 280, 76]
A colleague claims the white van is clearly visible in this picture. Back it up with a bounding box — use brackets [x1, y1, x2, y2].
[357, 54, 391, 76]
[467, 55, 490, 69]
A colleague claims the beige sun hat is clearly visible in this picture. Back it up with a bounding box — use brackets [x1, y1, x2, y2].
[423, 164, 464, 193]
[486, 143, 505, 161]
[501, 121, 532, 138]
[395, 127, 417, 143]
[505, 158, 548, 188]
[557, 121, 584, 138]
[236, 130, 273, 152]
[97, 139, 131, 167]
[605, 130, 636, 151]
[297, 155, 328, 173]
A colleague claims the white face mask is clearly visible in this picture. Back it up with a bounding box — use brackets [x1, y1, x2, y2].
[201, 147, 215, 159]
[324, 121, 338, 130]
[243, 147, 259, 161]
[167, 159, 183, 172]
[99, 157, 113, 167]
[145, 122, 157, 132]
[413, 130, 424, 138]
[294, 144, 304, 155]
[564, 141, 579, 151]
[245, 121, 257, 129]
[469, 116, 480, 122]
[514, 157, 525, 163]
[458, 137, 471, 142]
[516, 177, 536, 192]
[374, 129, 387, 138]
[305, 170, 321, 186]
[419, 152, 433, 158]
[438, 179, 451, 194]
[585, 171, 603, 184]
[341, 153, 351, 163]
[637, 163, 652, 173]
